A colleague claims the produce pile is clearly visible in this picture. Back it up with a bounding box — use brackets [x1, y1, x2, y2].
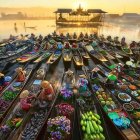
[55, 103, 74, 118]
[21, 110, 46, 140]
[80, 111, 105, 140]
[47, 116, 71, 140]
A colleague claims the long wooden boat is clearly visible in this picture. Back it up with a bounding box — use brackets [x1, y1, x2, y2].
[75, 70, 110, 140]
[78, 47, 90, 59]
[33, 51, 52, 63]
[13, 68, 64, 140]
[0, 63, 47, 140]
[83, 66, 140, 140]
[42, 72, 75, 140]
[46, 50, 62, 64]
[72, 49, 83, 66]
[85, 45, 108, 62]
[16, 50, 41, 63]
[0, 63, 28, 94]
[0, 64, 35, 123]
[62, 48, 73, 62]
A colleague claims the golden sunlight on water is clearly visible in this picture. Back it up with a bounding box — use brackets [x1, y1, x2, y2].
[0, 19, 140, 43]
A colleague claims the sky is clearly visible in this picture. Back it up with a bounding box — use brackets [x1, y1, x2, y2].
[0, 0, 140, 14]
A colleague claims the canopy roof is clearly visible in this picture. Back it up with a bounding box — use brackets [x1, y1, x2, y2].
[54, 9, 72, 13]
[55, 8, 107, 14]
[87, 9, 107, 13]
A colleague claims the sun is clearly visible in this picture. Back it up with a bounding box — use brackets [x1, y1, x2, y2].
[73, 1, 88, 10]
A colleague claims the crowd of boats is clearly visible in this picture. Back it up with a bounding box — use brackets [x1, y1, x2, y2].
[0, 32, 140, 140]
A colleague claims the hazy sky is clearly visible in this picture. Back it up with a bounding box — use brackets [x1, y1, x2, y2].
[0, 0, 140, 13]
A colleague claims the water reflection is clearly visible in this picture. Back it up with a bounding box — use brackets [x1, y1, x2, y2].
[14, 23, 18, 33]
[0, 19, 140, 43]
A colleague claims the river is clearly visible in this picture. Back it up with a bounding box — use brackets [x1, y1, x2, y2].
[0, 19, 140, 43]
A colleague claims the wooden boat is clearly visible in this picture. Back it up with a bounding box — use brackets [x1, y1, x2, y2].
[85, 45, 108, 62]
[41, 73, 75, 140]
[75, 70, 110, 140]
[0, 63, 28, 94]
[96, 46, 115, 60]
[78, 47, 90, 59]
[16, 50, 41, 63]
[33, 51, 52, 63]
[62, 48, 72, 62]
[47, 50, 62, 64]
[83, 66, 140, 140]
[72, 49, 83, 66]
[0, 64, 35, 123]
[13, 68, 64, 140]
[0, 46, 29, 62]
[0, 63, 47, 140]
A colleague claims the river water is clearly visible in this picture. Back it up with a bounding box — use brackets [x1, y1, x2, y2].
[0, 19, 140, 43]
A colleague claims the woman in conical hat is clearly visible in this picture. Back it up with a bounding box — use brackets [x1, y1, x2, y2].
[20, 90, 35, 111]
[39, 81, 54, 101]
[16, 67, 26, 82]
[64, 69, 75, 88]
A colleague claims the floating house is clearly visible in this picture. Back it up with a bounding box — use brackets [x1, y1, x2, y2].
[54, 5, 107, 27]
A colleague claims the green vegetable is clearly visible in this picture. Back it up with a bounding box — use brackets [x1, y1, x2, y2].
[86, 121, 91, 134]
[98, 125, 103, 132]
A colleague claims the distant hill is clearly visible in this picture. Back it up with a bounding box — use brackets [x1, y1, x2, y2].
[0, 7, 56, 17]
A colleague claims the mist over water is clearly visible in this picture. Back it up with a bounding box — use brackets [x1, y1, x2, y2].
[0, 19, 140, 43]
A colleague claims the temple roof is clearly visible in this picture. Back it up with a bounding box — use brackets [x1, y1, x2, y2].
[54, 9, 72, 13]
[87, 9, 107, 13]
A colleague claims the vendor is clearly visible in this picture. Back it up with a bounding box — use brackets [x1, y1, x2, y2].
[121, 37, 126, 46]
[73, 32, 77, 39]
[90, 67, 100, 84]
[77, 75, 88, 93]
[84, 33, 88, 39]
[72, 43, 78, 49]
[20, 90, 35, 111]
[64, 42, 71, 49]
[0, 73, 5, 86]
[79, 32, 84, 39]
[39, 81, 54, 101]
[63, 69, 75, 89]
[16, 67, 26, 82]
[57, 42, 63, 50]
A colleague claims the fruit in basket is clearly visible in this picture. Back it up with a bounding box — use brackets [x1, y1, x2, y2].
[99, 98, 104, 101]
[80, 111, 105, 140]
[101, 101, 106, 105]
[98, 95, 102, 98]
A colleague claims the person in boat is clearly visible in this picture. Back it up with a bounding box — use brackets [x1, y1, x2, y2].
[36, 81, 54, 109]
[73, 32, 77, 39]
[63, 69, 75, 89]
[66, 33, 71, 39]
[121, 37, 126, 46]
[130, 41, 137, 49]
[72, 43, 78, 49]
[57, 42, 63, 50]
[91, 39, 98, 48]
[115, 63, 125, 77]
[38, 34, 43, 41]
[90, 67, 100, 84]
[20, 90, 35, 111]
[114, 37, 120, 44]
[60, 33, 64, 38]
[0, 73, 11, 89]
[77, 75, 88, 94]
[64, 42, 71, 49]
[0, 73, 5, 87]
[16, 67, 26, 82]
[52, 31, 57, 37]
[79, 32, 84, 39]
[84, 33, 88, 39]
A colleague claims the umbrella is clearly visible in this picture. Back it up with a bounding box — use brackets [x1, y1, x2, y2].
[126, 61, 133, 66]
[107, 74, 117, 81]
[108, 64, 116, 70]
